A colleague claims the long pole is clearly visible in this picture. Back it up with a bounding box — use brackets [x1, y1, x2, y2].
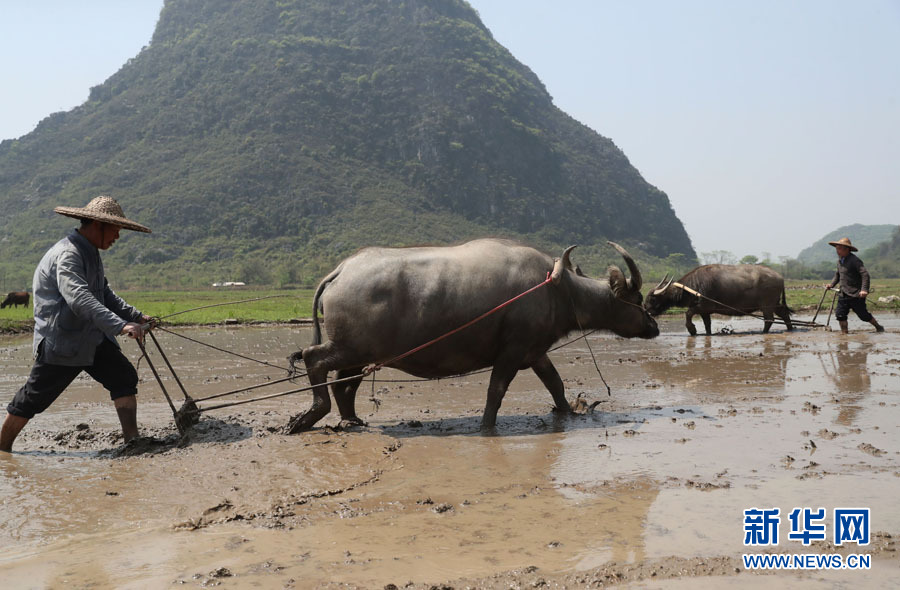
[810, 287, 830, 324]
[825, 290, 838, 328]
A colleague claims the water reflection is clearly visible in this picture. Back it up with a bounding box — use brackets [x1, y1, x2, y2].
[817, 341, 871, 427]
[642, 335, 789, 394]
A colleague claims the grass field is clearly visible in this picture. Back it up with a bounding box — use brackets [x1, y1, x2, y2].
[0, 288, 316, 333]
[2, 280, 899, 333]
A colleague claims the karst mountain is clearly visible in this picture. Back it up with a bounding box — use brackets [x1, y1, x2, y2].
[0, 0, 695, 288]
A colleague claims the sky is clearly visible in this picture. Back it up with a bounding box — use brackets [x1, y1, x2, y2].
[1, 1, 898, 260]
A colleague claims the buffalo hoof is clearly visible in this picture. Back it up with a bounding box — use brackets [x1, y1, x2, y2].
[285, 410, 326, 434]
[337, 418, 367, 431]
[568, 394, 600, 414]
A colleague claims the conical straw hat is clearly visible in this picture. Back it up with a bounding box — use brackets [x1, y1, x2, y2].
[827, 237, 857, 252]
[54, 196, 151, 233]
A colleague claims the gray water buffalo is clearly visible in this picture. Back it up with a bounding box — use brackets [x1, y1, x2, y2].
[288, 239, 659, 432]
[644, 265, 792, 335]
[1, 291, 29, 309]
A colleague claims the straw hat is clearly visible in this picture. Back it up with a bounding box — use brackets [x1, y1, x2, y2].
[54, 196, 151, 233]
[827, 237, 857, 252]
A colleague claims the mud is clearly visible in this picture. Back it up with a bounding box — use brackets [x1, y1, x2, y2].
[1, 314, 899, 589]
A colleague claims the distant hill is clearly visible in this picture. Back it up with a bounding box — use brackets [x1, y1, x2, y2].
[797, 224, 898, 266]
[0, 0, 695, 289]
[862, 226, 900, 278]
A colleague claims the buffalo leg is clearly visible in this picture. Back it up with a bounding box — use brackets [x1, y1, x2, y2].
[685, 311, 698, 336]
[286, 343, 335, 433]
[778, 307, 793, 331]
[531, 354, 570, 413]
[762, 310, 774, 334]
[482, 362, 520, 430]
[701, 313, 713, 335]
[332, 368, 365, 427]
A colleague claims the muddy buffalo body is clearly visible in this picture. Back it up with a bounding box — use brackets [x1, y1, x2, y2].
[288, 239, 659, 432]
[644, 265, 792, 335]
[1, 291, 29, 309]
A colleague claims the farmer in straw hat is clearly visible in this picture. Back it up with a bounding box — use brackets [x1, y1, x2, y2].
[824, 237, 884, 334]
[1, 196, 155, 453]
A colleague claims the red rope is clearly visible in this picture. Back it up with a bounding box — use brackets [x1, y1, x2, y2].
[366, 272, 554, 374]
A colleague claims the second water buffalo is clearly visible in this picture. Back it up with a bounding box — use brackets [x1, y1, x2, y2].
[644, 264, 793, 335]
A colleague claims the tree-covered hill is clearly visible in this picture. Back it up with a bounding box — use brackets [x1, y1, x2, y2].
[862, 226, 900, 279]
[797, 224, 897, 266]
[0, 0, 694, 289]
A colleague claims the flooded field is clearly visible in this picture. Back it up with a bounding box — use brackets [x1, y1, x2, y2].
[1, 313, 898, 589]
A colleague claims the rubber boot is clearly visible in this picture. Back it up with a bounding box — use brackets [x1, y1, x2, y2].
[870, 317, 885, 333]
[839, 320, 849, 335]
[114, 396, 139, 442]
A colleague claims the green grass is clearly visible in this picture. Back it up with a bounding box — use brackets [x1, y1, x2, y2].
[783, 279, 900, 311]
[125, 288, 316, 324]
[3, 281, 899, 333]
[0, 288, 316, 333]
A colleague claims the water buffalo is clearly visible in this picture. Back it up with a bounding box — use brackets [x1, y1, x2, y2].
[288, 239, 659, 432]
[644, 265, 792, 335]
[1, 291, 29, 309]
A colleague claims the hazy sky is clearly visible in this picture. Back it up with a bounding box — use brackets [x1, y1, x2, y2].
[2, 1, 898, 259]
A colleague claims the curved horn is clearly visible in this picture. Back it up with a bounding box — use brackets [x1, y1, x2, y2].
[550, 257, 565, 284]
[653, 276, 675, 296]
[551, 245, 578, 284]
[561, 245, 577, 270]
[607, 241, 642, 292]
[652, 273, 669, 296]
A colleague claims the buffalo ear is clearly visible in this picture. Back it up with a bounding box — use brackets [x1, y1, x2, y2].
[608, 265, 627, 298]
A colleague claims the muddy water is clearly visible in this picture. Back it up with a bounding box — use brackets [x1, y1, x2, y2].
[1, 315, 898, 589]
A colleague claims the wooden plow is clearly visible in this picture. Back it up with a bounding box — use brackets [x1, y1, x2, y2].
[136, 324, 310, 435]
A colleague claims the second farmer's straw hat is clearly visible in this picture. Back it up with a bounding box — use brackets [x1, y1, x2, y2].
[827, 237, 857, 252]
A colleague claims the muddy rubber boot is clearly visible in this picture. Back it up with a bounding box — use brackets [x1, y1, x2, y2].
[114, 396, 139, 442]
[870, 318, 885, 333]
[839, 320, 849, 335]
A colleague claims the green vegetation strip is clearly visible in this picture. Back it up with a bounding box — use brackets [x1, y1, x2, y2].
[2, 282, 899, 332]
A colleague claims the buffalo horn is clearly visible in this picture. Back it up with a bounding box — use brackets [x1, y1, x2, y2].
[607, 241, 642, 292]
[551, 245, 578, 284]
[652, 274, 673, 296]
[561, 245, 577, 270]
[551, 257, 565, 284]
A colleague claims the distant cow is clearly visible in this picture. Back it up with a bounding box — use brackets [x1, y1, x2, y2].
[1, 291, 29, 309]
[644, 265, 792, 335]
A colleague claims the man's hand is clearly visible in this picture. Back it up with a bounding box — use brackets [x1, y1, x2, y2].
[860, 290, 868, 298]
[121, 322, 147, 343]
[138, 314, 158, 329]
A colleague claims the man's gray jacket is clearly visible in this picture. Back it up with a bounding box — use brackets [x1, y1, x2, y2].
[828, 253, 871, 298]
[32, 229, 143, 366]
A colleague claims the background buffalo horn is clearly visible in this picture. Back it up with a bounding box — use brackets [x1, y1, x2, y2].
[607, 241, 642, 292]
[652, 273, 671, 296]
[653, 273, 675, 295]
